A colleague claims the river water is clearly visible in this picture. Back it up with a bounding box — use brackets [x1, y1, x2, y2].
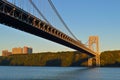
[0, 66, 120, 80]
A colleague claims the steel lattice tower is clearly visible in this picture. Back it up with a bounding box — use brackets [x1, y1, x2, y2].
[88, 36, 100, 66]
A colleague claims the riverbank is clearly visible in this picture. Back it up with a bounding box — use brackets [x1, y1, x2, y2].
[1, 50, 120, 67]
[0, 51, 88, 67]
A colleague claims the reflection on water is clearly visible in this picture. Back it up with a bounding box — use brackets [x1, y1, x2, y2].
[0, 66, 120, 80]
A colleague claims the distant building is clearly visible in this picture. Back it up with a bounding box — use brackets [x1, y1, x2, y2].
[23, 46, 32, 54]
[12, 47, 23, 54]
[2, 46, 33, 55]
[28, 47, 32, 54]
[2, 50, 12, 56]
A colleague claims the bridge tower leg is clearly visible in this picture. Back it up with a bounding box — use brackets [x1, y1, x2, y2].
[88, 57, 93, 67]
[88, 36, 100, 67]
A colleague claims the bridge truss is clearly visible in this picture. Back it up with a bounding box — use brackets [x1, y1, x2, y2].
[0, 0, 97, 57]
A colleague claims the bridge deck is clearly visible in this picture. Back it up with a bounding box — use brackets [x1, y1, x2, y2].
[0, 0, 96, 56]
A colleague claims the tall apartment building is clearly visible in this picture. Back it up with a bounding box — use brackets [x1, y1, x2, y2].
[11, 46, 33, 54]
[12, 47, 23, 54]
[23, 46, 32, 54]
[1, 46, 33, 56]
[2, 50, 12, 56]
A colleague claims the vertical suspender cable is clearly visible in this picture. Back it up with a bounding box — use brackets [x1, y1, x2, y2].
[48, 0, 79, 41]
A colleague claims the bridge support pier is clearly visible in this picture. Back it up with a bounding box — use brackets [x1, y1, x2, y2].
[88, 55, 100, 67]
[88, 54, 100, 67]
[88, 57, 93, 67]
[96, 54, 100, 67]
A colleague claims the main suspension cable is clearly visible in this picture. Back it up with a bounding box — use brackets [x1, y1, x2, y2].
[29, 0, 50, 24]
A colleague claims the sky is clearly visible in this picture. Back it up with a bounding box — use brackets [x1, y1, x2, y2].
[0, 0, 120, 55]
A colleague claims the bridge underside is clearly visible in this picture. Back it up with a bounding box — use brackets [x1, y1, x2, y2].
[0, 0, 96, 57]
[0, 12, 94, 57]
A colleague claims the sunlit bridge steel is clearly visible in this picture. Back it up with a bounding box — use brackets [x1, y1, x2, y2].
[0, 0, 100, 66]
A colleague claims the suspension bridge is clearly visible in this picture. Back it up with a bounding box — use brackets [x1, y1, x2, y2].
[0, 0, 100, 66]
